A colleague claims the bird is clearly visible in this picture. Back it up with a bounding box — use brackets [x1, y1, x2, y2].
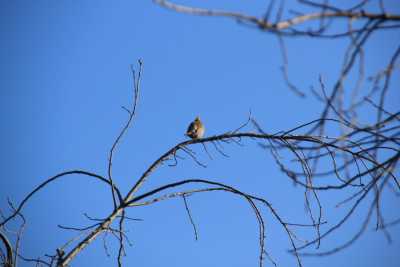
[186, 116, 205, 139]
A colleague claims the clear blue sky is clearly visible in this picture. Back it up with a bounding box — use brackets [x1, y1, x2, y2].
[1, 1, 399, 267]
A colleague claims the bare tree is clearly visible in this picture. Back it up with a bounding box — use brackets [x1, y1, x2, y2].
[1, 1, 399, 267]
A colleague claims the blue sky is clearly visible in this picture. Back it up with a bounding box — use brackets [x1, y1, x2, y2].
[1, 1, 399, 267]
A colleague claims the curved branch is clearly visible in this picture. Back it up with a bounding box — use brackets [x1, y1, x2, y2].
[55, 128, 398, 265]
[0, 231, 13, 267]
[126, 131, 398, 202]
[0, 170, 122, 227]
[128, 178, 302, 267]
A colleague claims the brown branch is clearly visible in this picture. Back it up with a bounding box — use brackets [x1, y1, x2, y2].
[182, 194, 198, 241]
[107, 59, 143, 209]
[9, 114, 395, 266]
[153, 0, 400, 33]
[55, 119, 398, 263]
[0, 231, 13, 267]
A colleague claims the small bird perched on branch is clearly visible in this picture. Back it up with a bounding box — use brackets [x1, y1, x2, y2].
[186, 116, 205, 139]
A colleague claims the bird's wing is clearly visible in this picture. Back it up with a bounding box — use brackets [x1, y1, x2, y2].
[186, 122, 195, 134]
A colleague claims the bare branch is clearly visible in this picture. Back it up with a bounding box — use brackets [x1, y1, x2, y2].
[107, 59, 143, 209]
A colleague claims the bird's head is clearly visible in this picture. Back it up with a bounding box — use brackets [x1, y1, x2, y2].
[195, 116, 201, 122]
